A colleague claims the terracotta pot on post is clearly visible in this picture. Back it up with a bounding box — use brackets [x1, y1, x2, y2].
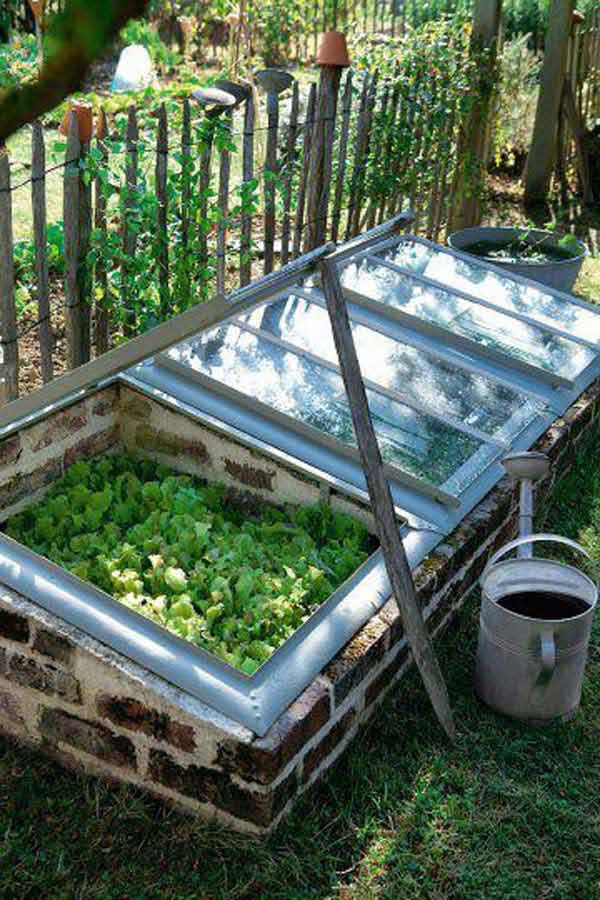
[305, 32, 351, 251]
[59, 101, 94, 144]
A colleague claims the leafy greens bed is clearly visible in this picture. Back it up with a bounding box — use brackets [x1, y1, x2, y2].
[5, 455, 375, 675]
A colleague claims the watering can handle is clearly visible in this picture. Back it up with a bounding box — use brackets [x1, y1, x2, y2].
[484, 533, 592, 577]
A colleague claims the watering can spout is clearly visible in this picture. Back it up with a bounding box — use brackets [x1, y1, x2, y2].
[502, 451, 550, 558]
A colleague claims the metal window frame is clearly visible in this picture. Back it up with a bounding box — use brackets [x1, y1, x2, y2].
[0, 219, 597, 736]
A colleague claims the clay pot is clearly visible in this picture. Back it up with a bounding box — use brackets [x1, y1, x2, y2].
[28, 0, 45, 24]
[59, 101, 94, 143]
[316, 31, 350, 67]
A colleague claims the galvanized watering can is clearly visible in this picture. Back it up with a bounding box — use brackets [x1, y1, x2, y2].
[476, 534, 597, 724]
[475, 451, 597, 725]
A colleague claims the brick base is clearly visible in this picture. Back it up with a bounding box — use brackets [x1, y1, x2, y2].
[0, 380, 597, 833]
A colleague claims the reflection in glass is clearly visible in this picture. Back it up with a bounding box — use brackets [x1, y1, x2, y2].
[341, 259, 595, 381]
[378, 240, 600, 346]
[168, 324, 498, 492]
[240, 294, 541, 441]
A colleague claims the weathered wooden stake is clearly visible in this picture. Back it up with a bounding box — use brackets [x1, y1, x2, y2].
[305, 31, 350, 251]
[122, 106, 139, 337]
[240, 92, 255, 286]
[156, 103, 170, 315]
[63, 112, 84, 370]
[31, 121, 53, 382]
[320, 256, 456, 742]
[0, 146, 19, 403]
[525, 0, 575, 204]
[293, 83, 316, 258]
[94, 109, 110, 357]
[216, 109, 232, 294]
[263, 89, 279, 274]
[280, 81, 299, 266]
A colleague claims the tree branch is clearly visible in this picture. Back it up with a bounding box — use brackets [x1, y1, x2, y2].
[0, 0, 150, 142]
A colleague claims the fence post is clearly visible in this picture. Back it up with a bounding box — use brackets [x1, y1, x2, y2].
[293, 83, 316, 258]
[122, 106, 139, 337]
[78, 126, 92, 363]
[156, 103, 170, 314]
[0, 146, 19, 403]
[263, 86, 280, 275]
[240, 92, 255, 286]
[63, 112, 84, 370]
[524, 0, 575, 205]
[94, 109, 109, 357]
[216, 109, 232, 294]
[280, 81, 299, 266]
[305, 32, 350, 251]
[331, 70, 353, 241]
[31, 121, 53, 382]
[452, 0, 502, 230]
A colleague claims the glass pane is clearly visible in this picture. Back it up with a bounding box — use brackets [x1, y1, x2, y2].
[377, 239, 600, 346]
[168, 324, 498, 493]
[340, 258, 595, 381]
[240, 293, 542, 442]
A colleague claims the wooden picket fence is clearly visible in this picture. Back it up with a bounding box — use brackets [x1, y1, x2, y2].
[0, 64, 480, 405]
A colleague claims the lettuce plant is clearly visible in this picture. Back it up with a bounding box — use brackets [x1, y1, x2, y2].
[6, 454, 375, 675]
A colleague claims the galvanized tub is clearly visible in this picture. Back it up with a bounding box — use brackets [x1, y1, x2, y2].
[475, 534, 597, 725]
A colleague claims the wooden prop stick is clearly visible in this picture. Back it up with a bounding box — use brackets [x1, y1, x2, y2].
[319, 257, 457, 741]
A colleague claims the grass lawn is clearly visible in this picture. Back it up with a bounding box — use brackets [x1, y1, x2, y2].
[2, 436, 600, 899]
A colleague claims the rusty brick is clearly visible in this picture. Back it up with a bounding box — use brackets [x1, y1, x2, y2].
[6, 654, 80, 704]
[0, 608, 30, 644]
[223, 458, 275, 491]
[32, 629, 75, 666]
[325, 617, 389, 707]
[97, 695, 195, 753]
[216, 677, 331, 785]
[302, 707, 357, 784]
[364, 648, 410, 708]
[0, 435, 21, 468]
[63, 426, 120, 468]
[149, 748, 297, 827]
[0, 688, 23, 724]
[31, 405, 88, 452]
[40, 708, 136, 769]
[134, 424, 209, 464]
[91, 387, 119, 418]
[0, 459, 62, 510]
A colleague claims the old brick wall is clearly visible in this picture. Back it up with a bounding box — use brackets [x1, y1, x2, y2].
[0, 380, 596, 833]
[0, 385, 120, 521]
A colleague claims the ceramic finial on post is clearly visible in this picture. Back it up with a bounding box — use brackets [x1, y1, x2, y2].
[305, 32, 351, 251]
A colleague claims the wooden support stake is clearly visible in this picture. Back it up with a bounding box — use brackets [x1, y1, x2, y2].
[293, 83, 316, 258]
[94, 109, 109, 357]
[31, 121, 53, 382]
[156, 103, 170, 316]
[122, 107, 138, 337]
[63, 112, 84, 370]
[240, 92, 255, 287]
[319, 256, 456, 742]
[197, 116, 214, 283]
[331, 70, 353, 242]
[0, 147, 19, 403]
[281, 81, 299, 266]
[216, 109, 232, 295]
[180, 99, 192, 304]
[305, 63, 343, 251]
[263, 90, 279, 275]
[78, 136, 92, 364]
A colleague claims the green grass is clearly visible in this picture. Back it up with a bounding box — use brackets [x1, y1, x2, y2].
[3, 438, 600, 898]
